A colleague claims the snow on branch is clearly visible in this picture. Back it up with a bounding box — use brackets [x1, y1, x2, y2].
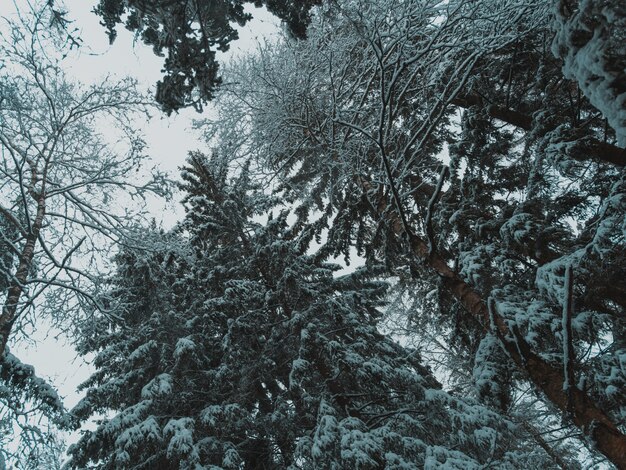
[561, 264, 575, 414]
[425, 165, 449, 256]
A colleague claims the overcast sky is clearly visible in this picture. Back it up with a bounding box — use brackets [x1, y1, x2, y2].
[1, 0, 280, 450]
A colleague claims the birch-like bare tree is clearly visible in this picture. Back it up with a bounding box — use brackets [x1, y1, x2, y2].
[0, 5, 171, 465]
[0, 6, 169, 358]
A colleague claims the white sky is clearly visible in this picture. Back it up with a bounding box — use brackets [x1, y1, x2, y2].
[1, 0, 280, 454]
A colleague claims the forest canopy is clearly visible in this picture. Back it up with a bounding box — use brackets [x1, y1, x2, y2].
[93, 0, 323, 113]
[1, 0, 625, 468]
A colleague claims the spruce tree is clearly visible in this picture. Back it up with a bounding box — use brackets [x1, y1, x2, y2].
[92, 0, 322, 113]
[201, 1, 626, 465]
[69, 153, 555, 469]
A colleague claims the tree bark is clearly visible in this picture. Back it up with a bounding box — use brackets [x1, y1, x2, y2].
[0, 193, 46, 357]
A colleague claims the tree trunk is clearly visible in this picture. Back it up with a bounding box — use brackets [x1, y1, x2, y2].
[0, 194, 46, 357]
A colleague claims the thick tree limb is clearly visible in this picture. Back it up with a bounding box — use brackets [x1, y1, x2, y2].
[451, 95, 533, 130]
[451, 94, 626, 167]
[425, 165, 449, 256]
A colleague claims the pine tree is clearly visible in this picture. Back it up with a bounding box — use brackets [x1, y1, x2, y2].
[200, 1, 626, 465]
[92, 0, 322, 113]
[68, 153, 559, 469]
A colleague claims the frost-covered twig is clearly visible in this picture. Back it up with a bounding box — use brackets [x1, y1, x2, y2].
[520, 421, 569, 470]
[487, 296, 526, 366]
[425, 165, 449, 256]
[562, 264, 575, 414]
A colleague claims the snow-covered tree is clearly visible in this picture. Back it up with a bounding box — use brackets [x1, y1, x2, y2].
[67, 152, 565, 468]
[92, 0, 323, 113]
[198, 1, 626, 466]
[0, 5, 169, 464]
[553, 0, 626, 146]
[0, 5, 169, 357]
[0, 348, 68, 468]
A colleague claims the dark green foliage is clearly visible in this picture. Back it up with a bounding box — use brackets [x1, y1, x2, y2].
[69, 153, 546, 469]
[93, 0, 322, 113]
[202, 1, 624, 464]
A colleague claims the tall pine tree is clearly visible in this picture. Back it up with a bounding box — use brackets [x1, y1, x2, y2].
[68, 153, 556, 468]
[201, 1, 626, 465]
